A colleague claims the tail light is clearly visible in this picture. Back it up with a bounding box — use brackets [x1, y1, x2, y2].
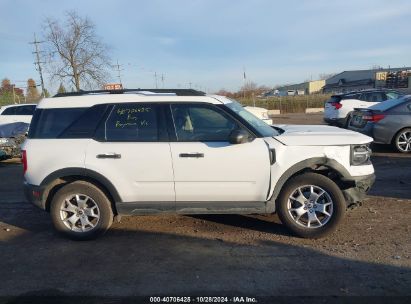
[22, 150, 27, 174]
[363, 113, 386, 122]
[329, 102, 342, 109]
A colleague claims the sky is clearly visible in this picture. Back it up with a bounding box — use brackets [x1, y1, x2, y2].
[1, 0, 411, 94]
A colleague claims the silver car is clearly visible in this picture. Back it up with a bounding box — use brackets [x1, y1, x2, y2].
[348, 96, 411, 153]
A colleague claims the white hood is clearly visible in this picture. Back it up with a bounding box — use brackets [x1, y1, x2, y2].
[273, 124, 373, 146]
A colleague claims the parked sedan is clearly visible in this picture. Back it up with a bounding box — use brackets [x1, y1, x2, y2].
[0, 104, 36, 124]
[348, 96, 411, 153]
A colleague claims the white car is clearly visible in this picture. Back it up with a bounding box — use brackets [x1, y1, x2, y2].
[22, 89, 375, 240]
[0, 104, 36, 124]
[245, 106, 272, 124]
[324, 89, 403, 127]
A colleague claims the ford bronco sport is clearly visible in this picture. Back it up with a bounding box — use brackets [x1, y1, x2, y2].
[23, 89, 375, 240]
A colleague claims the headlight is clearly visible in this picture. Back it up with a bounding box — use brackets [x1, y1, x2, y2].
[351, 144, 371, 166]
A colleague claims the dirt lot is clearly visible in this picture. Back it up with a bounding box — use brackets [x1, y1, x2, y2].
[0, 113, 410, 300]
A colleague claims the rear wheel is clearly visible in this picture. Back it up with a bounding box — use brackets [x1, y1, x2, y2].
[50, 181, 113, 240]
[277, 173, 346, 238]
[394, 128, 411, 153]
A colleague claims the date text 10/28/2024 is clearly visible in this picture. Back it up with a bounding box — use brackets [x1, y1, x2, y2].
[149, 296, 258, 303]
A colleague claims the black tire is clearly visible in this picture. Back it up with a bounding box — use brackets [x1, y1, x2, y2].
[50, 181, 114, 240]
[277, 173, 346, 239]
[393, 128, 411, 153]
[344, 114, 352, 129]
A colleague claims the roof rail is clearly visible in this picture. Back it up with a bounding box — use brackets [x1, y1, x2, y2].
[53, 89, 206, 97]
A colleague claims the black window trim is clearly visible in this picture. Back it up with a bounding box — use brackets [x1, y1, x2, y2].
[58, 104, 111, 139]
[165, 102, 258, 143]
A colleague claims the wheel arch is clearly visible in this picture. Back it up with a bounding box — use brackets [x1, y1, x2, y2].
[40, 167, 121, 213]
[269, 157, 351, 209]
[391, 126, 411, 144]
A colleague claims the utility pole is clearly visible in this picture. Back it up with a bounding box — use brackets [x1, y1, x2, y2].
[114, 60, 123, 86]
[161, 74, 165, 88]
[29, 33, 46, 97]
[243, 67, 247, 99]
[11, 84, 16, 104]
[154, 72, 158, 89]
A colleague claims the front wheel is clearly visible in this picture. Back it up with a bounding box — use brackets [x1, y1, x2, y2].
[277, 173, 346, 238]
[50, 181, 114, 240]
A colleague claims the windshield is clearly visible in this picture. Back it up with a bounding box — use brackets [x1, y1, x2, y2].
[225, 99, 279, 137]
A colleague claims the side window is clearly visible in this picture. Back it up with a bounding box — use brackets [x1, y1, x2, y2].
[386, 92, 399, 100]
[28, 108, 86, 139]
[171, 104, 238, 141]
[59, 104, 109, 138]
[104, 103, 159, 141]
[360, 93, 371, 101]
[1, 107, 16, 115]
[14, 105, 36, 115]
[369, 92, 385, 102]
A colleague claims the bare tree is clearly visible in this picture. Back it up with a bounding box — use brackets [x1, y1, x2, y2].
[43, 11, 111, 91]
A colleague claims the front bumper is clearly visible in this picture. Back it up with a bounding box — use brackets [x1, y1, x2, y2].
[347, 122, 374, 138]
[341, 173, 376, 206]
[24, 182, 47, 210]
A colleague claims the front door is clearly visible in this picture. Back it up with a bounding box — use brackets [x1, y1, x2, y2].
[168, 103, 270, 204]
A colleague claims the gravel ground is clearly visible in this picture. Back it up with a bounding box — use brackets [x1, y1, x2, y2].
[0, 113, 410, 299]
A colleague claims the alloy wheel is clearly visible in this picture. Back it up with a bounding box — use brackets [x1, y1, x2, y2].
[397, 130, 411, 152]
[59, 194, 100, 232]
[287, 185, 333, 228]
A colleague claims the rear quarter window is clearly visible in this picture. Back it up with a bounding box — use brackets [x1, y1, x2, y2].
[28, 108, 86, 139]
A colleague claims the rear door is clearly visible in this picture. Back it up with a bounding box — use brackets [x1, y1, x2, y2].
[167, 103, 270, 206]
[85, 103, 175, 206]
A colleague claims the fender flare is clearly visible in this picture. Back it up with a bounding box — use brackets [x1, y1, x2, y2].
[269, 157, 351, 204]
[40, 167, 122, 203]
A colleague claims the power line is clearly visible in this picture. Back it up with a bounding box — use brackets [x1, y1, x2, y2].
[29, 33, 46, 97]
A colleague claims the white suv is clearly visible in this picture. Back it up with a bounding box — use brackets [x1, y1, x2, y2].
[324, 89, 403, 127]
[0, 104, 36, 124]
[22, 89, 375, 240]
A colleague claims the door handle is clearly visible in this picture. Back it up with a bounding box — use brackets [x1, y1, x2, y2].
[96, 153, 121, 159]
[179, 153, 204, 158]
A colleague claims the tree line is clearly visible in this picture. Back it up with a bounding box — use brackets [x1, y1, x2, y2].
[215, 82, 271, 99]
[0, 78, 44, 105]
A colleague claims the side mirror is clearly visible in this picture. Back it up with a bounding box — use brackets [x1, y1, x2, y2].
[229, 129, 250, 144]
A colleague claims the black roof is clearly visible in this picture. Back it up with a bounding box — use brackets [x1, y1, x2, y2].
[53, 89, 206, 98]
